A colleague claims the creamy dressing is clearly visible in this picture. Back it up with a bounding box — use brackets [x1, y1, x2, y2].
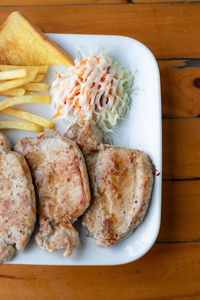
[50, 53, 133, 132]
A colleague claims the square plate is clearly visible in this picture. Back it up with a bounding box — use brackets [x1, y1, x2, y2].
[4, 34, 162, 265]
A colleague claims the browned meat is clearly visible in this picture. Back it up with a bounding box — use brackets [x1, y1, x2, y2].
[65, 123, 154, 247]
[15, 130, 90, 256]
[66, 121, 109, 154]
[0, 133, 36, 263]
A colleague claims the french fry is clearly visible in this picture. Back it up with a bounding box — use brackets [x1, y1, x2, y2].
[0, 68, 39, 92]
[0, 88, 25, 97]
[0, 65, 48, 74]
[0, 121, 43, 132]
[0, 69, 27, 80]
[0, 95, 51, 111]
[23, 83, 49, 92]
[32, 74, 45, 83]
[1, 108, 54, 129]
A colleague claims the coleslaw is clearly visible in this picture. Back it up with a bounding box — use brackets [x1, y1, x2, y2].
[50, 52, 133, 132]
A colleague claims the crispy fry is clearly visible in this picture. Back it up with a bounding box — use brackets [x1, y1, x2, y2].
[0, 121, 43, 132]
[0, 95, 51, 111]
[23, 83, 49, 91]
[0, 88, 25, 97]
[32, 74, 45, 83]
[0, 69, 27, 80]
[0, 69, 38, 92]
[0, 65, 48, 74]
[1, 108, 54, 129]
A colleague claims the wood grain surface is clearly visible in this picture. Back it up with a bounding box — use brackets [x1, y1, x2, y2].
[0, 4, 200, 58]
[159, 60, 200, 117]
[0, 244, 200, 300]
[158, 180, 200, 242]
[0, 1, 199, 300]
[163, 119, 200, 179]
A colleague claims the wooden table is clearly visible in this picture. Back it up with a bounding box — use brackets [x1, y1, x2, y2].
[0, 1, 200, 299]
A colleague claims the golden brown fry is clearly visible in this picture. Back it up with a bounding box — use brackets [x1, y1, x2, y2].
[0, 69, 27, 80]
[0, 121, 43, 132]
[0, 95, 51, 111]
[0, 69, 38, 92]
[1, 108, 54, 129]
[0, 88, 25, 97]
[0, 65, 48, 74]
[32, 74, 45, 83]
[23, 82, 49, 91]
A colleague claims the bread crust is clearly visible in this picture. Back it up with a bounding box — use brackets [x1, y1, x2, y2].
[0, 11, 74, 66]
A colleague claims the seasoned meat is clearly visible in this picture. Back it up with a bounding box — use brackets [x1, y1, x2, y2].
[83, 146, 154, 246]
[15, 131, 90, 256]
[0, 133, 36, 263]
[65, 123, 154, 247]
[66, 122, 109, 154]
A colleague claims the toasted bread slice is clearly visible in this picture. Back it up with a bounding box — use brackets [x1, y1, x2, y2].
[0, 11, 74, 66]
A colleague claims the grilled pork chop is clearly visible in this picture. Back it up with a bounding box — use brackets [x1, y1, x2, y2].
[15, 131, 90, 256]
[65, 123, 154, 247]
[0, 133, 36, 263]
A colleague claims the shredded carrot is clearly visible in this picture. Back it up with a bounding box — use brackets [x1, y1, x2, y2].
[79, 59, 87, 66]
[81, 86, 86, 95]
[86, 70, 92, 79]
[51, 104, 63, 120]
[56, 71, 62, 79]
[71, 86, 81, 98]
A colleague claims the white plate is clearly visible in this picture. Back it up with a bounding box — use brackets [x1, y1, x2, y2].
[3, 34, 162, 265]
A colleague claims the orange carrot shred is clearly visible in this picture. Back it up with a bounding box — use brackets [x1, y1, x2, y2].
[56, 71, 62, 79]
[82, 86, 86, 95]
[51, 104, 63, 120]
[79, 59, 87, 66]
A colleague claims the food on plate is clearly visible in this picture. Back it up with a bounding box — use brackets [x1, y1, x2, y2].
[15, 131, 91, 256]
[0, 88, 25, 97]
[0, 12, 74, 66]
[0, 133, 36, 263]
[33, 74, 45, 83]
[65, 122, 154, 247]
[0, 65, 48, 74]
[0, 68, 27, 80]
[0, 108, 54, 129]
[0, 63, 52, 132]
[23, 82, 49, 92]
[50, 53, 133, 132]
[66, 121, 109, 154]
[0, 95, 51, 111]
[0, 68, 38, 92]
[0, 121, 43, 132]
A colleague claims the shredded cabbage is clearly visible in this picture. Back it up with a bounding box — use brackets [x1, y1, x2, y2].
[50, 51, 133, 132]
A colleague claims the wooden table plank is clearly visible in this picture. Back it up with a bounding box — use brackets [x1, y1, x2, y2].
[159, 60, 200, 118]
[163, 119, 200, 179]
[0, 0, 126, 5]
[0, 243, 199, 300]
[0, 4, 200, 58]
[132, 0, 200, 3]
[158, 180, 200, 242]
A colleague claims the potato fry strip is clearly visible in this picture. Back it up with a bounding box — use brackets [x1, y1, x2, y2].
[0, 65, 48, 74]
[32, 74, 45, 83]
[0, 121, 43, 132]
[0, 88, 25, 97]
[0, 95, 51, 111]
[23, 83, 49, 91]
[0, 69, 38, 92]
[1, 108, 54, 129]
[0, 69, 27, 80]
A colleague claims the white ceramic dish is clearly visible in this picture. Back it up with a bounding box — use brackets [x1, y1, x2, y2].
[3, 34, 162, 265]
